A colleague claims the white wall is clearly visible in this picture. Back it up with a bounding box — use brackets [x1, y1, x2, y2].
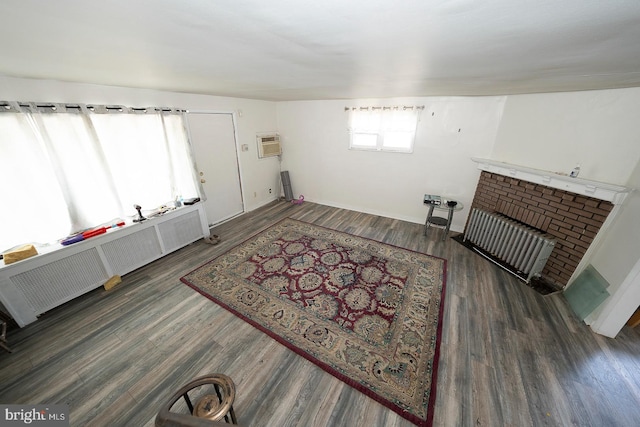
[490, 87, 640, 337]
[591, 158, 640, 287]
[5, 75, 640, 336]
[0, 75, 280, 213]
[276, 88, 640, 338]
[491, 87, 640, 185]
[274, 89, 640, 231]
[276, 97, 506, 231]
[586, 158, 640, 337]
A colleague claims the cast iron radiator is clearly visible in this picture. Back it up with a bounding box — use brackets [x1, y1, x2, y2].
[464, 208, 556, 282]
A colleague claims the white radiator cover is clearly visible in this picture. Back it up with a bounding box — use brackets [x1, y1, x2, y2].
[464, 208, 556, 282]
[0, 204, 209, 327]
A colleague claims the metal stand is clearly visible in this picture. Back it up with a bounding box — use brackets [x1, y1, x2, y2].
[424, 203, 456, 241]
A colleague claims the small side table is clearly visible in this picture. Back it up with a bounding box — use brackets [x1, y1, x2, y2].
[423, 195, 464, 241]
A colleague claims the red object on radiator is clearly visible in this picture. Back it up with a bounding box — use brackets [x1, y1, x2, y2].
[82, 227, 108, 239]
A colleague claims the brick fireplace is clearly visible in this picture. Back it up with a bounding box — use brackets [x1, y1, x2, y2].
[466, 159, 630, 289]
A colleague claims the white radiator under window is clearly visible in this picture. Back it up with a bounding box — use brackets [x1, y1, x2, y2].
[464, 208, 556, 282]
[0, 204, 209, 327]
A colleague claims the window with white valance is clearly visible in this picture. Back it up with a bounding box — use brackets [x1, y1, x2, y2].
[0, 102, 200, 252]
[346, 105, 423, 153]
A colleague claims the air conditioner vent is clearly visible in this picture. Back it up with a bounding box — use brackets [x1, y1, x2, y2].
[257, 133, 282, 158]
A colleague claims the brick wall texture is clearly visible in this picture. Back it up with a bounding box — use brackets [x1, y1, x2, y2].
[467, 171, 614, 287]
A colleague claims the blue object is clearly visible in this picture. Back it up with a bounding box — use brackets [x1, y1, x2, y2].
[61, 234, 84, 246]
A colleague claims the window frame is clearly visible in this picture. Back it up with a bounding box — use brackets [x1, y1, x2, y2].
[347, 106, 422, 153]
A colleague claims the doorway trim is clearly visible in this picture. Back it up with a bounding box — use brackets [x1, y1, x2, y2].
[185, 109, 246, 227]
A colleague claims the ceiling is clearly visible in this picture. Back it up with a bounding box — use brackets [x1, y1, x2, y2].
[1, 0, 640, 101]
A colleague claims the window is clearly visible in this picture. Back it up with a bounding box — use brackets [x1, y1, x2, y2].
[0, 102, 200, 251]
[347, 106, 423, 153]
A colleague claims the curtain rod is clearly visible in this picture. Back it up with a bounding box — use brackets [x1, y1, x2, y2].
[0, 101, 186, 113]
[344, 105, 425, 111]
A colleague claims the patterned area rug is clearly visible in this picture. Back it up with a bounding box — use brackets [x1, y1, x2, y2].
[181, 218, 447, 426]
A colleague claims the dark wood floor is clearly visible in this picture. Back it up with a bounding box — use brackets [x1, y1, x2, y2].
[2, 201, 640, 427]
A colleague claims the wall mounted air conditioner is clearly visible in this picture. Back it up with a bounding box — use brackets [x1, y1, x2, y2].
[257, 133, 282, 158]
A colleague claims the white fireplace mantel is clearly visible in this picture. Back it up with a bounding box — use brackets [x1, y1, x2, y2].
[471, 158, 631, 205]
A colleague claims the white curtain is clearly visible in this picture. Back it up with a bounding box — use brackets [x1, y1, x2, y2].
[347, 106, 422, 151]
[348, 106, 421, 132]
[0, 102, 199, 252]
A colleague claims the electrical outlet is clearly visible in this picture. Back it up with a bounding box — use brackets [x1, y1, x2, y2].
[269, 188, 272, 194]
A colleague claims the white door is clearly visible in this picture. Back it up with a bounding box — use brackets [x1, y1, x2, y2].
[187, 113, 244, 226]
